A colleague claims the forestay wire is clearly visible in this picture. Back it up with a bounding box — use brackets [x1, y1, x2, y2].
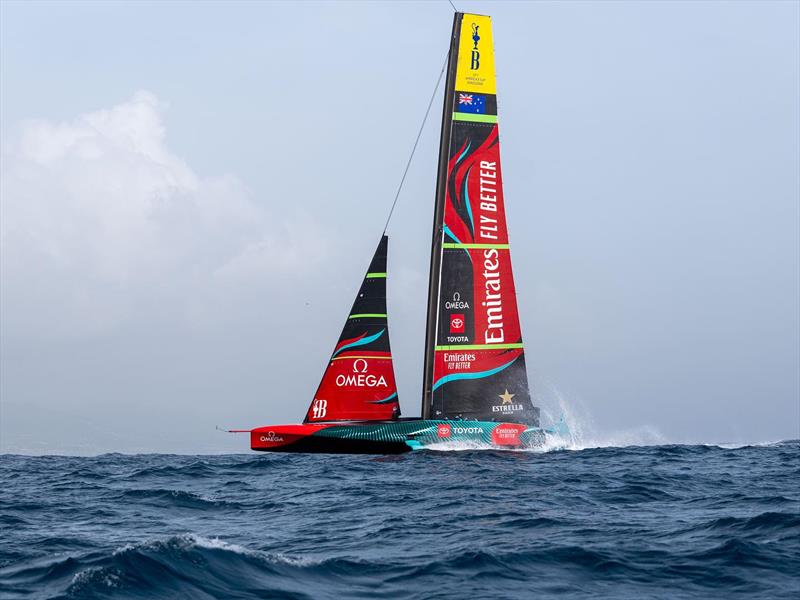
[382, 51, 449, 234]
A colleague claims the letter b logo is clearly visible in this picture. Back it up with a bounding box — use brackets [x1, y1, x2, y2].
[312, 399, 327, 419]
[470, 50, 480, 70]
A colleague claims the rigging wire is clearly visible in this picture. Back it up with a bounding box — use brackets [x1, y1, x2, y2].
[447, 0, 458, 12]
[382, 51, 449, 234]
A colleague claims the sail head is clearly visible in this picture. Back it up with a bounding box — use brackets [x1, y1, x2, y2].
[304, 235, 400, 423]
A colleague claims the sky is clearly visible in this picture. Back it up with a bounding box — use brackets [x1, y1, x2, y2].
[1, 0, 798, 454]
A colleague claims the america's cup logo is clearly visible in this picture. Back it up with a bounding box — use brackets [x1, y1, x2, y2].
[470, 23, 480, 70]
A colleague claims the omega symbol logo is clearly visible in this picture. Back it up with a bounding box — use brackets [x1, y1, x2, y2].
[335, 358, 387, 388]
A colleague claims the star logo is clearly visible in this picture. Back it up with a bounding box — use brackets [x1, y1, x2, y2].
[499, 389, 515, 405]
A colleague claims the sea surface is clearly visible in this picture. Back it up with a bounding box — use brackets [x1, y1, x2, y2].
[1, 442, 798, 599]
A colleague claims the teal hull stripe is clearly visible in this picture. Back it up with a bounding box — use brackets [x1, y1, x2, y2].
[332, 329, 385, 357]
[432, 356, 519, 392]
[306, 419, 549, 448]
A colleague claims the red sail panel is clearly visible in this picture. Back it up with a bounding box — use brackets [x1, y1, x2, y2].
[425, 13, 539, 425]
[304, 236, 400, 423]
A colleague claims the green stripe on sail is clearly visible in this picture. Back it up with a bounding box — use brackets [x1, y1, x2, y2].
[435, 343, 524, 351]
[365, 272, 387, 278]
[348, 313, 387, 319]
[452, 112, 498, 124]
[442, 243, 510, 249]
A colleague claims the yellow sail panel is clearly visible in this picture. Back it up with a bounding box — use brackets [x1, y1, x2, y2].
[455, 14, 496, 95]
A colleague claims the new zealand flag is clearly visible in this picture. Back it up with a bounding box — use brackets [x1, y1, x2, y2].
[457, 93, 486, 114]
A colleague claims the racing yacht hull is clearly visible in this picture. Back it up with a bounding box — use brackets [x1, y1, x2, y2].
[249, 420, 552, 454]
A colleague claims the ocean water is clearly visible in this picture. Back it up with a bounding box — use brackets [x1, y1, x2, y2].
[1, 442, 798, 599]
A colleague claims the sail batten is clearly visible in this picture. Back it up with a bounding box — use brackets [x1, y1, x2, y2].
[421, 13, 540, 426]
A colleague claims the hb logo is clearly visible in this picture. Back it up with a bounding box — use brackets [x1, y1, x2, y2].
[311, 399, 327, 419]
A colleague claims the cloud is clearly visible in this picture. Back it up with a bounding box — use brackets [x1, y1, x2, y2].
[0, 91, 327, 341]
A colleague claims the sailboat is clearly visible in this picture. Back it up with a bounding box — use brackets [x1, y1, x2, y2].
[236, 12, 566, 453]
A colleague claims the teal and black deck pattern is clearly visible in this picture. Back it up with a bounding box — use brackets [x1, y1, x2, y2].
[254, 420, 554, 454]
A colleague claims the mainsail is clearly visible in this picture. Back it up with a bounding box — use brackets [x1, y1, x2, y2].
[304, 235, 400, 422]
[422, 13, 540, 425]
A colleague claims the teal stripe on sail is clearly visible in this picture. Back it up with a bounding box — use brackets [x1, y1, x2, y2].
[457, 140, 471, 163]
[332, 329, 385, 357]
[443, 225, 463, 244]
[370, 392, 398, 404]
[443, 225, 472, 262]
[463, 166, 474, 232]
[432, 356, 519, 391]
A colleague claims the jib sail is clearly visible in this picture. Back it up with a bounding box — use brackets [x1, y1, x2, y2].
[421, 13, 539, 426]
[305, 235, 400, 423]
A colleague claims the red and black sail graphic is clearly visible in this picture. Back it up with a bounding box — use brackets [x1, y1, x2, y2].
[304, 235, 400, 423]
[422, 13, 540, 426]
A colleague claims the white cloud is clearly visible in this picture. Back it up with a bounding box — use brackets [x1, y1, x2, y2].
[0, 91, 328, 340]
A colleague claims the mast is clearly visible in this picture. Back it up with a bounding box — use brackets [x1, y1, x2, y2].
[422, 13, 462, 419]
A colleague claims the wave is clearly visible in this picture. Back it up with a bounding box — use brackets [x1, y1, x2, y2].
[700, 512, 800, 536]
[6, 534, 380, 600]
[109, 488, 242, 511]
[2, 443, 798, 599]
[5, 530, 792, 600]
